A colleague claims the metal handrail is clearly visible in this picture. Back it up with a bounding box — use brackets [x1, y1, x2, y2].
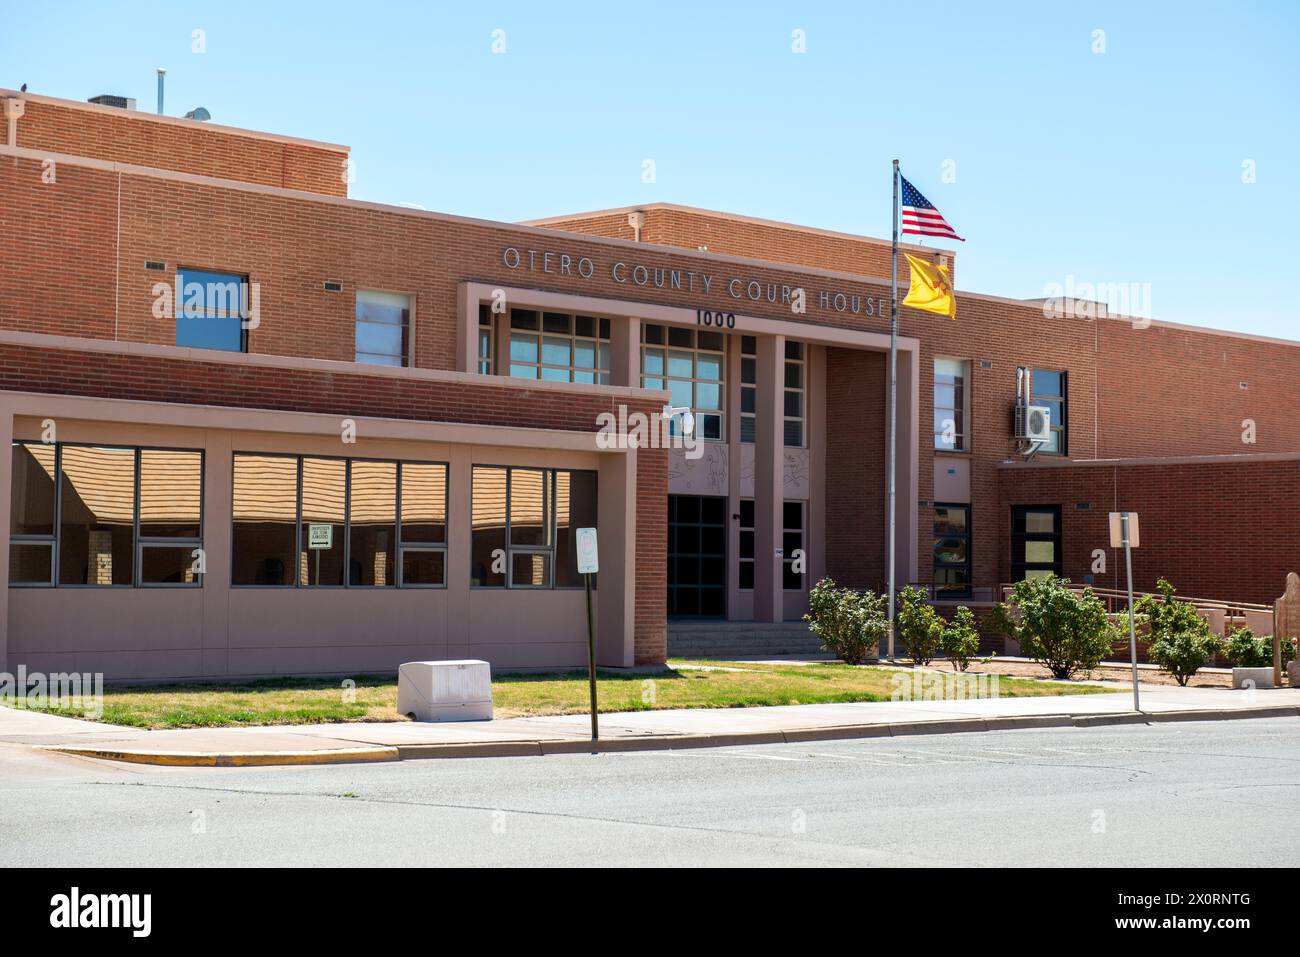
[998, 583, 1271, 615]
[906, 581, 1271, 616]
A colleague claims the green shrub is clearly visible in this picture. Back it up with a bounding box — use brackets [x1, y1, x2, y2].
[991, 575, 1116, 679]
[803, 578, 889, 666]
[1223, 628, 1295, 669]
[1131, 580, 1221, 686]
[894, 585, 945, 666]
[940, 606, 981, 672]
[1224, 627, 1270, 668]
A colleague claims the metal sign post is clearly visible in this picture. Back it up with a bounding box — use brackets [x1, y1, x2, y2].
[1110, 511, 1141, 712]
[575, 527, 600, 745]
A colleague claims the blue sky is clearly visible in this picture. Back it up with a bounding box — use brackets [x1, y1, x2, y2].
[4, 1, 1297, 336]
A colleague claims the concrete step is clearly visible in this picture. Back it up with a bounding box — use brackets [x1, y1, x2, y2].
[668, 623, 826, 658]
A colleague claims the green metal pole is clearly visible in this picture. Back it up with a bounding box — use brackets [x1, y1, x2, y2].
[585, 571, 598, 745]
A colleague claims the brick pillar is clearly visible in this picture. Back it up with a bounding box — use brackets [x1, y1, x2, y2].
[754, 334, 785, 622]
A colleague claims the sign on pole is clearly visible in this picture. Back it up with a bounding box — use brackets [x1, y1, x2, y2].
[1110, 511, 1141, 712]
[576, 527, 599, 574]
[1108, 512, 1139, 549]
[308, 524, 333, 549]
[577, 527, 599, 747]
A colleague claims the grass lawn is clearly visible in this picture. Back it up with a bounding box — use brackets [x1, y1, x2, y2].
[27, 659, 1110, 730]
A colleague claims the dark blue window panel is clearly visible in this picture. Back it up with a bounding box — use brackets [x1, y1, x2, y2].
[176, 269, 246, 352]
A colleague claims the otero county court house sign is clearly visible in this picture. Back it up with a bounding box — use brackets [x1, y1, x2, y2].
[500, 246, 891, 318]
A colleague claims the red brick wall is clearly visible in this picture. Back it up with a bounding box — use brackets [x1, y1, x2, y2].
[0, 341, 667, 663]
[824, 348, 886, 590]
[7, 144, 1300, 617]
[996, 459, 1300, 606]
[8, 95, 348, 197]
[532, 206, 949, 284]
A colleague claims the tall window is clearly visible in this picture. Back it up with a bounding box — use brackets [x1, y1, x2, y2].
[934, 358, 969, 451]
[300, 457, 346, 586]
[933, 504, 971, 597]
[1031, 368, 1067, 454]
[1011, 506, 1062, 580]
[782, 501, 805, 589]
[737, 498, 755, 589]
[641, 324, 724, 440]
[10, 443, 56, 585]
[784, 342, 805, 448]
[347, 459, 395, 586]
[231, 454, 448, 587]
[471, 466, 597, 588]
[355, 290, 411, 366]
[508, 310, 610, 383]
[740, 337, 757, 444]
[399, 462, 447, 586]
[232, 454, 298, 586]
[477, 304, 494, 375]
[9, 442, 203, 587]
[176, 268, 248, 353]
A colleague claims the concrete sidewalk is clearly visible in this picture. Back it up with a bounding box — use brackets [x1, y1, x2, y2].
[6, 682, 1298, 767]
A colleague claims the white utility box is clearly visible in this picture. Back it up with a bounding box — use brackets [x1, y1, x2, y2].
[397, 660, 493, 722]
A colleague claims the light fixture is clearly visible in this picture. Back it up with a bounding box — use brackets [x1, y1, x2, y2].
[662, 404, 695, 436]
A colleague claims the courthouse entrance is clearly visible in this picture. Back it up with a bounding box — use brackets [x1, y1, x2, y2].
[666, 494, 726, 618]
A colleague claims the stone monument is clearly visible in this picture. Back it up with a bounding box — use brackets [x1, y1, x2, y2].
[1273, 572, 1300, 687]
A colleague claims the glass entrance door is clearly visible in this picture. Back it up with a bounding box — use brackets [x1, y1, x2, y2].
[667, 494, 726, 617]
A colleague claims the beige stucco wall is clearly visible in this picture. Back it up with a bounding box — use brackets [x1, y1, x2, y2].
[1, 393, 637, 681]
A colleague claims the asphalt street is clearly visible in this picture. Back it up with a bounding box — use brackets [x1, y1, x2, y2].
[2, 718, 1297, 867]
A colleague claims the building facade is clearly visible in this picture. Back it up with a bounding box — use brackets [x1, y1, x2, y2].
[2, 89, 1298, 680]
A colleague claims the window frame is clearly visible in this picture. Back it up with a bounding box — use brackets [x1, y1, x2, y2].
[1011, 505, 1063, 580]
[933, 502, 972, 599]
[640, 324, 726, 442]
[784, 341, 805, 449]
[230, 453, 448, 589]
[9, 441, 205, 589]
[1031, 368, 1068, 456]
[396, 461, 449, 589]
[506, 309, 611, 384]
[740, 336, 757, 445]
[355, 288, 414, 368]
[470, 465, 596, 590]
[782, 500, 805, 591]
[175, 266, 250, 354]
[8, 441, 58, 587]
[933, 357, 970, 452]
[476, 303, 495, 375]
[737, 498, 755, 590]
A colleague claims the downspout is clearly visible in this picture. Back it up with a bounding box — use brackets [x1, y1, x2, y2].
[4, 94, 24, 149]
[627, 210, 646, 243]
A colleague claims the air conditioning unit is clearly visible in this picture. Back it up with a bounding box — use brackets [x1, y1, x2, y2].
[1015, 403, 1052, 443]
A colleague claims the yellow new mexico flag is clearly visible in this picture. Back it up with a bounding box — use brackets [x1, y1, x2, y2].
[902, 253, 956, 318]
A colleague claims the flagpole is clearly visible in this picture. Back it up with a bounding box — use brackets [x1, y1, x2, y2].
[887, 159, 899, 660]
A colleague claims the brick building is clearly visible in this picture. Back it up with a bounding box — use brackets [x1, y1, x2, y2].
[2, 88, 1297, 680]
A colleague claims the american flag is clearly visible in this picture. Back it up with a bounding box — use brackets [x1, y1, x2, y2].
[900, 174, 964, 241]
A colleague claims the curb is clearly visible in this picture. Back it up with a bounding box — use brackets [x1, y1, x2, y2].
[38, 705, 1300, 767]
[41, 745, 400, 767]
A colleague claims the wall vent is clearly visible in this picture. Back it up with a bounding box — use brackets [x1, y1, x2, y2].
[144, 260, 166, 271]
[323, 281, 343, 292]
